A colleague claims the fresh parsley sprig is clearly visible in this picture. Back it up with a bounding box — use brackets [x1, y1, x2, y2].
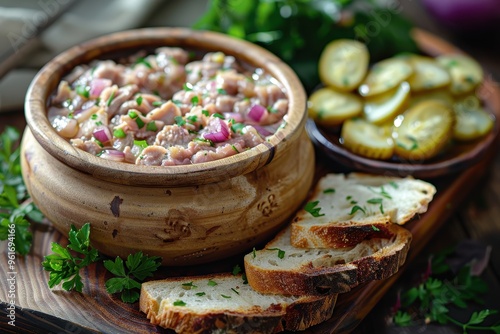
[42, 223, 99, 292]
[0, 127, 44, 255]
[392, 247, 500, 333]
[104, 251, 162, 303]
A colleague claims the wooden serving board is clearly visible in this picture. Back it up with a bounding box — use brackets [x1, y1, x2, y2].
[1, 29, 499, 334]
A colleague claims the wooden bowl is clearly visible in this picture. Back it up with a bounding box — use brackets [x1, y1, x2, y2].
[21, 27, 314, 265]
[306, 29, 499, 179]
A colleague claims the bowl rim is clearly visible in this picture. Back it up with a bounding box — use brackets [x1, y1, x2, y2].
[24, 27, 307, 186]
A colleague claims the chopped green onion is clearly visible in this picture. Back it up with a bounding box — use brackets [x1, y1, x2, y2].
[146, 122, 157, 132]
[191, 96, 199, 106]
[152, 101, 163, 107]
[106, 91, 115, 106]
[76, 85, 90, 98]
[174, 116, 186, 126]
[194, 137, 214, 147]
[268, 248, 285, 259]
[231, 145, 239, 153]
[136, 96, 143, 106]
[195, 292, 206, 297]
[201, 109, 209, 117]
[173, 300, 186, 306]
[134, 139, 148, 150]
[213, 113, 225, 119]
[135, 57, 152, 69]
[183, 83, 193, 91]
[95, 121, 103, 126]
[128, 110, 138, 119]
[231, 123, 245, 133]
[172, 99, 182, 106]
[113, 128, 126, 138]
[182, 282, 197, 289]
[367, 198, 383, 204]
[91, 114, 98, 120]
[135, 117, 145, 129]
[323, 188, 335, 194]
[187, 115, 198, 123]
[217, 88, 227, 95]
[207, 279, 217, 287]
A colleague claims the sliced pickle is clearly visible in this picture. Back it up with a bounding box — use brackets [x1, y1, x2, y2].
[393, 100, 454, 160]
[308, 87, 363, 126]
[407, 55, 451, 92]
[437, 54, 483, 95]
[341, 118, 394, 160]
[363, 81, 410, 125]
[358, 57, 413, 97]
[408, 89, 455, 109]
[319, 39, 369, 92]
[453, 96, 494, 141]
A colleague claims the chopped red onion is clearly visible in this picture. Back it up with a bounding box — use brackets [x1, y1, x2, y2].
[89, 78, 112, 98]
[252, 124, 273, 137]
[203, 118, 230, 142]
[93, 125, 112, 144]
[223, 112, 244, 123]
[100, 149, 125, 162]
[248, 104, 268, 122]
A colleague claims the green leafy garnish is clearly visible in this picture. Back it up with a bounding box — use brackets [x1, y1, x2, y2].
[217, 88, 227, 95]
[187, 115, 198, 123]
[182, 282, 198, 289]
[201, 109, 210, 117]
[42, 223, 99, 292]
[193, 137, 214, 147]
[371, 225, 380, 232]
[323, 188, 335, 194]
[76, 85, 90, 99]
[173, 300, 186, 306]
[133, 140, 149, 151]
[252, 247, 256, 258]
[113, 128, 126, 138]
[136, 96, 143, 106]
[146, 122, 158, 132]
[135, 57, 152, 69]
[349, 205, 366, 215]
[195, 292, 206, 297]
[106, 91, 115, 107]
[392, 247, 500, 333]
[304, 200, 325, 217]
[231, 122, 246, 134]
[0, 127, 44, 255]
[104, 251, 161, 303]
[221, 294, 231, 299]
[183, 83, 193, 91]
[213, 113, 225, 119]
[152, 101, 163, 107]
[231, 288, 240, 295]
[174, 116, 186, 126]
[232, 264, 242, 275]
[268, 248, 285, 259]
[367, 186, 392, 200]
[191, 96, 199, 106]
[207, 279, 217, 287]
[367, 198, 384, 214]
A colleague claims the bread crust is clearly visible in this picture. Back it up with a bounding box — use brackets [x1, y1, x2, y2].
[244, 223, 412, 296]
[139, 273, 338, 333]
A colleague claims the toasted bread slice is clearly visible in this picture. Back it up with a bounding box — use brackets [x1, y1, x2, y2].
[244, 223, 411, 296]
[140, 273, 338, 333]
[291, 173, 436, 248]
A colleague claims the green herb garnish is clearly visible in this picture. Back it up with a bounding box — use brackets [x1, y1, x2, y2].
[213, 113, 225, 119]
[217, 88, 227, 95]
[182, 282, 198, 290]
[183, 83, 193, 91]
[232, 265, 242, 275]
[173, 300, 186, 306]
[104, 251, 161, 303]
[207, 279, 217, 287]
[323, 188, 335, 194]
[268, 248, 285, 259]
[231, 145, 239, 153]
[106, 91, 115, 106]
[133, 140, 148, 151]
[349, 205, 366, 215]
[187, 115, 198, 123]
[371, 225, 380, 232]
[152, 101, 163, 107]
[76, 85, 90, 98]
[136, 96, 143, 106]
[193, 137, 214, 147]
[221, 294, 231, 299]
[174, 116, 186, 126]
[304, 200, 325, 218]
[42, 223, 99, 292]
[135, 57, 152, 69]
[195, 292, 206, 297]
[201, 109, 210, 116]
[231, 123, 245, 133]
[113, 128, 126, 138]
[146, 122, 157, 132]
[231, 288, 240, 295]
[191, 96, 199, 106]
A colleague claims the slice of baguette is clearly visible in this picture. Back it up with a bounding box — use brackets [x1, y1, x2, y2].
[291, 172, 436, 248]
[244, 223, 411, 296]
[140, 273, 338, 334]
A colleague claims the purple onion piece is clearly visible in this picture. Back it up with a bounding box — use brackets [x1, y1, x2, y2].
[203, 118, 230, 143]
[100, 149, 125, 162]
[89, 78, 112, 98]
[93, 125, 112, 144]
[247, 104, 267, 122]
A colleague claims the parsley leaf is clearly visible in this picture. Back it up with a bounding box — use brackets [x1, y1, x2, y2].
[268, 247, 285, 259]
[349, 205, 366, 215]
[42, 223, 99, 292]
[304, 200, 325, 217]
[104, 251, 161, 303]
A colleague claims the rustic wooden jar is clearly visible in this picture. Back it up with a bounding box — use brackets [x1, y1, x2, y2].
[21, 28, 314, 265]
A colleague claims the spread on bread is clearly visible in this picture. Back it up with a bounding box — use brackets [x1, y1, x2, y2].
[139, 172, 436, 333]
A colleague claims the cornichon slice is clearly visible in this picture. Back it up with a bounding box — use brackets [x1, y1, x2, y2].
[363, 81, 410, 125]
[308, 87, 363, 126]
[393, 100, 454, 160]
[453, 96, 494, 141]
[319, 39, 369, 92]
[341, 118, 394, 160]
[437, 54, 483, 95]
[407, 55, 451, 92]
[358, 57, 413, 97]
